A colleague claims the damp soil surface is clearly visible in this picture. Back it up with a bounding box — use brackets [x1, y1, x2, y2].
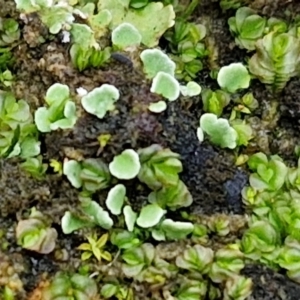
[2, 0, 300, 299]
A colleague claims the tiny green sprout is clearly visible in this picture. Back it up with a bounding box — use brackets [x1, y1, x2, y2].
[235, 154, 249, 166]
[224, 275, 253, 300]
[35, 83, 77, 132]
[217, 63, 251, 93]
[140, 48, 176, 79]
[176, 244, 214, 274]
[77, 233, 112, 262]
[98, 133, 111, 149]
[0, 70, 13, 87]
[207, 214, 230, 236]
[16, 207, 57, 254]
[138, 144, 183, 190]
[150, 71, 180, 101]
[123, 205, 137, 232]
[231, 120, 253, 146]
[199, 113, 238, 149]
[81, 84, 120, 119]
[112, 22, 142, 50]
[241, 186, 258, 206]
[160, 219, 194, 240]
[241, 92, 259, 110]
[21, 156, 48, 180]
[109, 149, 141, 180]
[247, 152, 288, 191]
[209, 245, 245, 283]
[49, 159, 62, 175]
[228, 7, 266, 50]
[2, 286, 15, 300]
[136, 204, 166, 228]
[106, 184, 126, 215]
[0, 18, 20, 46]
[41, 272, 98, 300]
[70, 44, 111, 71]
[148, 180, 193, 209]
[201, 89, 230, 117]
[180, 81, 202, 97]
[148, 101, 167, 113]
[230, 92, 258, 120]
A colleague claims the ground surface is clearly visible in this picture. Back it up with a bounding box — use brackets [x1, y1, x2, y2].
[1, 0, 300, 299]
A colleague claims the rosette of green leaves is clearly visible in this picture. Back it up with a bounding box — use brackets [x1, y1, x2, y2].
[249, 32, 300, 92]
[121, 242, 178, 284]
[35, 83, 77, 132]
[207, 214, 230, 236]
[121, 243, 156, 279]
[277, 239, 300, 283]
[101, 280, 133, 299]
[42, 272, 98, 300]
[201, 89, 230, 117]
[241, 220, 281, 262]
[283, 200, 300, 241]
[16, 208, 57, 254]
[139, 256, 178, 284]
[165, 21, 207, 79]
[137, 144, 183, 190]
[0, 92, 40, 158]
[21, 156, 48, 180]
[173, 275, 208, 300]
[175, 245, 214, 274]
[248, 191, 292, 238]
[247, 152, 288, 191]
[209, 245, 245, 283]
[63, 158, 111, 192]
[148, 180, 192, 210]
[0, 18, 20, 46]
[223, 275, 253, 300]
[228, 7, 266, 50]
